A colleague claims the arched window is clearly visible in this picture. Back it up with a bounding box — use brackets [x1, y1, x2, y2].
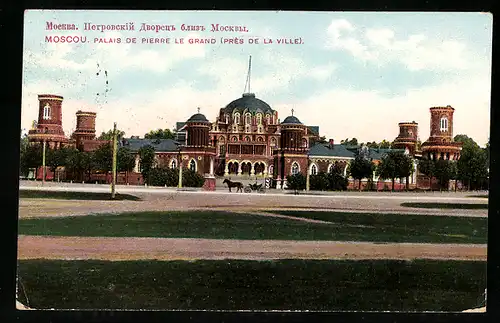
[234, 113, 240, 124]
[43, 103, 51, 120]
[245, 113, 251, 125]
[225, 114, 229, 123]
[266, 114, 271, 125]
[328, 164, 334, 173]
[440, 117, 448, 132]
[257, 136, 264, 142]
[256, 114, 262, 125]
[269, 165, 274, 175]
[245, 136, 251, 142]
[302, 138, 308, 148]
[271, 137, 277, 146]
[311, 164, 317, 175]
[291, 162, 299, 175]
[189, 159, 196, 172]
[170, 159, 177, 169]
[232, 136, 238, 142]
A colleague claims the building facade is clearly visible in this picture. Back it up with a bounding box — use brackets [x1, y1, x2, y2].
[25, 92, 462, 190]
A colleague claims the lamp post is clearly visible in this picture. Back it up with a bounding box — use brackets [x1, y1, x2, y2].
[306, 152, 310, 191]
[111, 122, 117, 199]
[42, 140, 46, 186]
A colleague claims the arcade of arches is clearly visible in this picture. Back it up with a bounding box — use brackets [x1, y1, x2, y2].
[225, 160, 268, 176]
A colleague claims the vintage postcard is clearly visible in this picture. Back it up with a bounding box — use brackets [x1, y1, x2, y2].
[17, 10, 491, 312]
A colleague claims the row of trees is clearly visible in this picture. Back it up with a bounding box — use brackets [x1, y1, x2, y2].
[97, 127, 176, 141]
[20, 142, 136, 182]
[19, 140, 204, 187]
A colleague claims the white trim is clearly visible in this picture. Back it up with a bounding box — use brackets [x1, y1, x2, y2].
[309, 155, 355, 160]
[43, 103, 51, 120]
[291, 161, 300, 175]
[170, 158, 177, 169]
[309, 162, 318, 175]
[189, 158, 197, 172]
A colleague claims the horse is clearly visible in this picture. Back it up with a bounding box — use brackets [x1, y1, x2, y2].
[222, 178, 244, 193]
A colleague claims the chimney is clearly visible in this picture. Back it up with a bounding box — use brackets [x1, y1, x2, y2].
[329, 139, 334, 149]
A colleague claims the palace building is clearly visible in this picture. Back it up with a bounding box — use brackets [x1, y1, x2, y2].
[26, 58, 462, 189]
[25, 91, 462, 190]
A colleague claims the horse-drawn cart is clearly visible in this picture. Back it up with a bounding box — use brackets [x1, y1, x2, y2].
[244, 182, 265, 193]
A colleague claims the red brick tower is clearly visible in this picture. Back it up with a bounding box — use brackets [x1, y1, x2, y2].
[28, 94, 68, 148]
[392, 121, 419, 155]
[275, 112, 309, 182]
[180, 109, 217, 179]
[72, 111, 97, 148]
[186, 111, 211, 147]
[421, 105, 462, 160]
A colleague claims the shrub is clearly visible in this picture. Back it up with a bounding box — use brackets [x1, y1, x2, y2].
[286, 173, 306, 192]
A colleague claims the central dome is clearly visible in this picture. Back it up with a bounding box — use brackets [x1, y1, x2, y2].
[223, 93, 274, 114]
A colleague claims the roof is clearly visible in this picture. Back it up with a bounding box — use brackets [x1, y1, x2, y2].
[187, 113, 209, 122]
[307, 126, 319, 135]
[223, 93, 274, 114]
[309, 143, 356, 158]
[176, 122, 186, 131]
[281, 115, 302, 125]
[119, 138, 181, 152]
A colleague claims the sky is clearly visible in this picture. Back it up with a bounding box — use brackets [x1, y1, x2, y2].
[21, 10, 492, 147]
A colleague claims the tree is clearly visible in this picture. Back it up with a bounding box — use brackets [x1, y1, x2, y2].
[144, 128, 175, 140]
[117, 147, 136, 172]
[310, 171, 329, 191]
[395, 153, 414, 191]
[376, 154, 397, 191]
[454, 134, 489, 190]
[341, 138, 358, 146]
[20, 143, 42, 178]
[286, 173, 306, 194]
[418, 158, 435, 190]
[92, 143, 113, 172]
[46, 147, 73, 180]
[375, 150, 413, 191]
[327, 165, 348, 191]
[98, 129, 125, 141]
[433, 159, 454, 190]
[138, 145, 156, 184]
[347, 155, 375, 190]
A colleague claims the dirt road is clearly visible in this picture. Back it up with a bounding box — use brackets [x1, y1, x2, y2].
[18, 235, 487, 261]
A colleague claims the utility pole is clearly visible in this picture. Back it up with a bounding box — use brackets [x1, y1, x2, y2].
[111, 122, 117, 199]
[42, 141, 46, 186]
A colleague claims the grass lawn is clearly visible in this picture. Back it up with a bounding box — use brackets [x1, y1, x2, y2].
[18, 211, 487, 244]
[401, 202, 488, 210]
[16, 259, 486, 311]
[19, 189, 141, 201]
[264, 210, 487, 244]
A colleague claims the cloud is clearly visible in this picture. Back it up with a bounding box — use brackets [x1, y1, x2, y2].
[326, 19, 475, 71]
[276, 73, 491, 146]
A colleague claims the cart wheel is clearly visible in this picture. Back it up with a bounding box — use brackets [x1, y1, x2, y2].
[244, 187, 252, 193]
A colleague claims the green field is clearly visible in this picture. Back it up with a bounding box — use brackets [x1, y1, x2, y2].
[19, 189, 141, 201]
[18, 210, 487, 243]
[401, 202, 488, 210]
[17, 259, 486, 311]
